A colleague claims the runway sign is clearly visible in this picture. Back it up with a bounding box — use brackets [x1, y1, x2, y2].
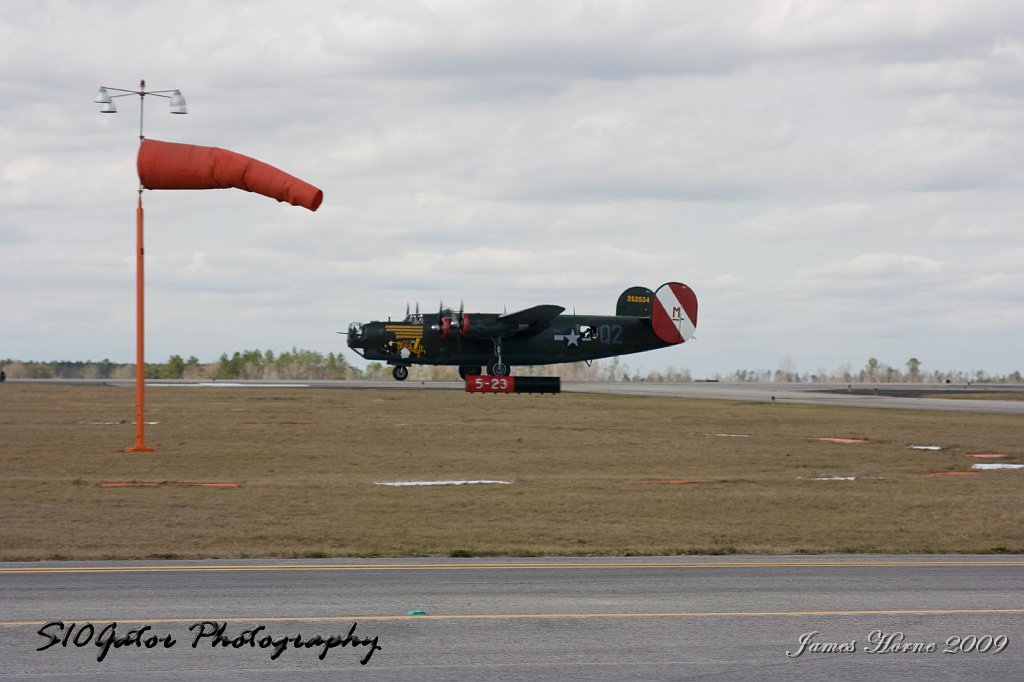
[465, 376, 561, 394]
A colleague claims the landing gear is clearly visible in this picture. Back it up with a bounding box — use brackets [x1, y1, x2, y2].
[488, 361, 510, 377]
[392, 365, 409, 381]
[488, 337, 510, 377]
[458, 365, 482, 380]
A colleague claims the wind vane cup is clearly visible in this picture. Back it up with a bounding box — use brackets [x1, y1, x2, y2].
[95, 80, 323, 452]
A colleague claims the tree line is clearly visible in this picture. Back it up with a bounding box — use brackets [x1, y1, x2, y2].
[0, 349, 356, 381]
[1, 352, 1020, 383]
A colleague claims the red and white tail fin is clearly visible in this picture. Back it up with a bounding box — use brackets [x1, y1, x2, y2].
[651, 282, 698, 344]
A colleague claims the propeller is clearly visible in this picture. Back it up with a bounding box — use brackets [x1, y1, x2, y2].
[438, 299, 464, 339]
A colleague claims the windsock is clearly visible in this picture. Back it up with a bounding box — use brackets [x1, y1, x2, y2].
[137, 139, 323, 211]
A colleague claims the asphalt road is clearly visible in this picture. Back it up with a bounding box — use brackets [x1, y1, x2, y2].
[2, 556, 1021, 681]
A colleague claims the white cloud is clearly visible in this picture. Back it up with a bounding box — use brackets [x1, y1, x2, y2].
[802, 251, 943, 275]
[733, 203, 873, 238]
[1, 0, 1023, 377]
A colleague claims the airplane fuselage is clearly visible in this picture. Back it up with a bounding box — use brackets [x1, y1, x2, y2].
[349, 313, 667, 367]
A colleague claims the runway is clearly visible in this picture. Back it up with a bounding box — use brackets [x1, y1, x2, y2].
[17, 378, 1024, 414]
[564, 381, 1024, 414]
[2, 556, 1021, 680]
[213, 379, 1024, 414]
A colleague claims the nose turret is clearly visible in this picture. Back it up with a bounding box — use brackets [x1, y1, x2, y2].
[347, 322, 386, 353]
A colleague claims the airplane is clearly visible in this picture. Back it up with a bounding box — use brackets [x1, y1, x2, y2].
[346, 281, 698, 381]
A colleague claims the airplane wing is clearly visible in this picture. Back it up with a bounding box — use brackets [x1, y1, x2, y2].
[457, 304, 566, 340]
[499, 304, 565, 328]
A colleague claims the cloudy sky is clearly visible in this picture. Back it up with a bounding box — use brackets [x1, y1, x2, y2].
[3, 0, 1023, 378]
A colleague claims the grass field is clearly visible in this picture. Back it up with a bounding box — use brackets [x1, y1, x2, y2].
[0, 383, 1021, 560]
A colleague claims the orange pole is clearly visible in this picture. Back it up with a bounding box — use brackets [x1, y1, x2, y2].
[126, 193, 154, 452]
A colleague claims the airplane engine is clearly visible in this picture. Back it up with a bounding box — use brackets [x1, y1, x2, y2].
[435, 302, 463, 340]
[460, 312, 472, 336]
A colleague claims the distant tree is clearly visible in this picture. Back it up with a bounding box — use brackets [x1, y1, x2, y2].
[362, 362, 387, 380]
[324, 352, 352, 379]
[774, 356, 797, 382]
[863, 357, 880, 382]
[183, 356, 204, 379]
[216, 352, 242, 379]
[27, 363, 54, 379]
[160, 355, 186, 379]
[4, 349, 1021, 384]
[906, 357, 921, 382]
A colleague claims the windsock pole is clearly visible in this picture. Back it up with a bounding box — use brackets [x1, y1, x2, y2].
[126, 191, 154, 453]
[127, 81, 154, 452]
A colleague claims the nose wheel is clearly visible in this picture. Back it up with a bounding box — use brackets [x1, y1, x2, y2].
[392, 365, 409, 381]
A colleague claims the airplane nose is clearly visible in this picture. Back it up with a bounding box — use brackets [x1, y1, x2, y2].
[347, 322, 370, 348]
[354, 325, 383, 348]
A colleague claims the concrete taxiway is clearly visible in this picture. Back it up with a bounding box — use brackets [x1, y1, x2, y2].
[2, 556, 1021, 681]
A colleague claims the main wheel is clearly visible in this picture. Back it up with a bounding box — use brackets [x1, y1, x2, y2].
[392, 365, 409, 381]
[488, 361, 510, 377]
[458, 365, 482, 379]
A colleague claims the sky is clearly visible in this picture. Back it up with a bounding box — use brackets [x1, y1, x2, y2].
[2, 0, 1023, 379]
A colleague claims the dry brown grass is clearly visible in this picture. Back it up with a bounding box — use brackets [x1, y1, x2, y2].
[0, 383, 1021, 560]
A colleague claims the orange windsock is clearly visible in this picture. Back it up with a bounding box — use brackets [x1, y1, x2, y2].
[137, 139, 323, 211]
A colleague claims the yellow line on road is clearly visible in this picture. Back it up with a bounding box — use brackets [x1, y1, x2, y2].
[2, 560, 1023, 575]
[3, 608, 1023, 627]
